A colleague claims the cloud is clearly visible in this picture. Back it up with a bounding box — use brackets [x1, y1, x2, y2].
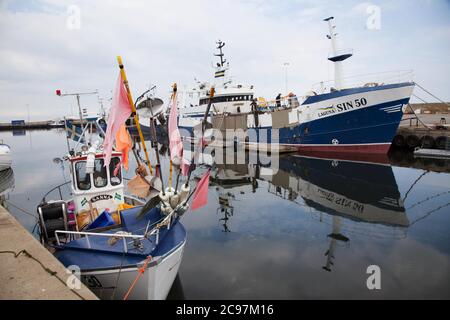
[0, 0, 449, 121]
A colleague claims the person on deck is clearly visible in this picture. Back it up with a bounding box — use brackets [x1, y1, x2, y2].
[275, 93, 282, 109]
[250, 98, 259, 127]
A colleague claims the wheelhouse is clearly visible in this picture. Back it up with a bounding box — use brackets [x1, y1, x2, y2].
[70, 153, 123, 192]
[68, 151, 126, 220]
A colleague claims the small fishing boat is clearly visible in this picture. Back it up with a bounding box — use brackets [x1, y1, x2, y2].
[37, 58, 213, 300]
[0, 142, 12, 171]
[38, 119, 187, 300]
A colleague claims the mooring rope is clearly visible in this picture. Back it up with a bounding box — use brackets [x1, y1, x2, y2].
[409, 202, 450, 227]
[403, 170, 429, 203]
[415, 82, 450, 107]
[110, 249, 126, 300]
[3, 200, 38, 221]
[406, 102, 432, 130]
[407, 190, 450, 210]
[123, 255, 152, 300]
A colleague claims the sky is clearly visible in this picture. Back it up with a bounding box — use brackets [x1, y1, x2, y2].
[0, 0, 449, 121]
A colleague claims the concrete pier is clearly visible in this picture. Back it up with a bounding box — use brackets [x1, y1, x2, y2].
[0, 205, 97, 300]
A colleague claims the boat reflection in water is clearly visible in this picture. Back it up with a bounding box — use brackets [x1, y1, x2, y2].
[0, 168, 15, 205]
[209, 153, 408, 271]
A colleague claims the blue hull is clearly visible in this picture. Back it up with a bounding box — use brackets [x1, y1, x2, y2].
[251, 98, 409, 146]
[178, 83, 413, 154]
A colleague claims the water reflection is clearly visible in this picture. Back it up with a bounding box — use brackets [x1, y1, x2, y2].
[175, 152, 450, 299]
[213, 156, 407, 228]
[209, 155, 411, 271]
[1, 129, 449, 299]
[0, 168, 15, 205]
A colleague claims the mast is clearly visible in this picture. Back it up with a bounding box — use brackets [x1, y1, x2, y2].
[324, 17, 352, 90]
[215, 40, 226, 67]
[214, 40, 229, 84]
[56, 90, 98, 123]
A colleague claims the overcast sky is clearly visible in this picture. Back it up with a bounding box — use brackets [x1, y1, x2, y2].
[0, 0, 449, 121]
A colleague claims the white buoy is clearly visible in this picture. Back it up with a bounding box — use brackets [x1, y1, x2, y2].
[179, 184, 190, 203]
[170, 192, 180, 209]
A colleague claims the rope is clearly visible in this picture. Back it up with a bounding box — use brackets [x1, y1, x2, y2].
[409, 202, 450, 226]
[407, 191, 450, 210]
[4, 200, 38, 221]
[122, 255, 152, 300]
[415, 82, 450, 107]
[403, 171, 429, 203]
[0, 249, 86, 300]
[110, 250, 126, 300]
[406, 102, 432, 129]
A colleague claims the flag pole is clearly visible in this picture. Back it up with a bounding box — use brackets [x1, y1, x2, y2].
[116, 56, 153, 175]
[184, 86, 215, 186]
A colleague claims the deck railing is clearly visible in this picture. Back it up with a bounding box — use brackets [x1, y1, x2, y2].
[311, 70, 414, 94]
[55, 230, 147, 253]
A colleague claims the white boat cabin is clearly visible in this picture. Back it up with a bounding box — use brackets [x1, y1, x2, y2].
[69, 151, 125, 228]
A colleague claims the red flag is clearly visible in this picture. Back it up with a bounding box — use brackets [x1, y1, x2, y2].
[191, 169, 211, 210]
[168, 92, 183, 167]
[104, 73, 132, 167]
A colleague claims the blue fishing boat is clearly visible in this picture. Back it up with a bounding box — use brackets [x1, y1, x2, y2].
[39, 68, 194, 299]
[177, 18, 415, 154]
[37, 127, 188, 299]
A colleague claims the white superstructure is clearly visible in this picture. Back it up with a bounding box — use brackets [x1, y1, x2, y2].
[178, 40, 255, 129]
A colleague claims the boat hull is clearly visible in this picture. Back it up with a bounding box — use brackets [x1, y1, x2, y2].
[80, 240, 186, 300]
[247, 83, 415, 154]
[0, 144, 12, 171]
[179, 83, 415, 155]
[53, 207, 188, 300]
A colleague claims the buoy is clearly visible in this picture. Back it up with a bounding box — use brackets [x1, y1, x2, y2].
[177, 203, 189, 216]
[159, 190, 170, 203]
[160, 203, 172, 215]
[170, 193, 180, 209]
[179, 184, 190, 203]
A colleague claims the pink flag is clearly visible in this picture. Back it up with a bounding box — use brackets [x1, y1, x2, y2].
[103, 73, 132, 167]
[191, 169, 211, 210]
[181, 158, 190, 176]
[168, 92, 184, 168]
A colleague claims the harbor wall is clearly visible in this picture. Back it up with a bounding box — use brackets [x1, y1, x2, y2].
[0, 205, 97, 300]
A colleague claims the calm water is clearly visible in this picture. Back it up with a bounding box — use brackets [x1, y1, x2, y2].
[1, 129, 450, 299]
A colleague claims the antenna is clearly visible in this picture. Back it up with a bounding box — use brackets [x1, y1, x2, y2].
[56, 89, 98, 122]
[214, 40, 226, 67]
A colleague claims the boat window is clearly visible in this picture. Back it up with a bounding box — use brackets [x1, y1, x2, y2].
[109, 157, 122, 186]
[93, 159, 108, 188]
[75, 161, 91, 191]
